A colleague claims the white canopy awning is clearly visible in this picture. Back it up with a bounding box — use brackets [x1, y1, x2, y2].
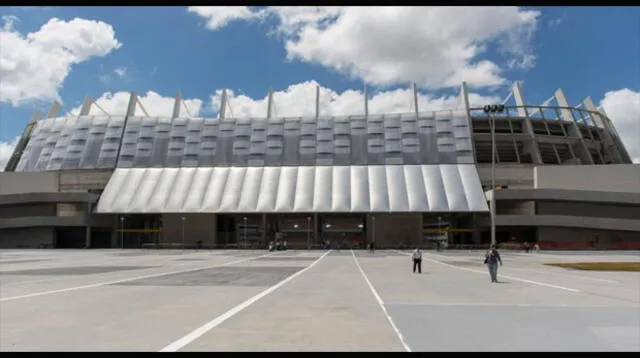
[96, 165, 489, 214]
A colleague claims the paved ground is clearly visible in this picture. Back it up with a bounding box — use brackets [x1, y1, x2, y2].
[0, 248, 638, 351]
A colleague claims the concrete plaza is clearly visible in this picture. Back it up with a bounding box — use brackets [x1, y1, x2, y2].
[0, 248, 638, 351]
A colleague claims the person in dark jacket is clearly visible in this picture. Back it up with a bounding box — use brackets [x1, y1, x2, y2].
[412, 247, 423, 273]
[484, 245, 503, 283]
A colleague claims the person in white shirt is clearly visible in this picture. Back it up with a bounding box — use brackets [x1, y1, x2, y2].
[412, 247, 423, 274]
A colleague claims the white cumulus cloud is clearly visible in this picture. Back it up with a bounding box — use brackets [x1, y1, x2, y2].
[67, 91, 204, 118]
[187, 6, 263, 30]
[600, 89, 640, 163]
[210, 80, 500, 118]
[0, 136, 20, 172]
[188, 6, 540, 89]
[0, 16, 121, 106]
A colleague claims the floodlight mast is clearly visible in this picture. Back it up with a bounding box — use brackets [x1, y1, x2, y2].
[483, 104, 505, 247]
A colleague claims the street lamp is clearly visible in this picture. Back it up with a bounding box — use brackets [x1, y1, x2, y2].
[243, 216, 248, 249]
[306, 216, 311, 250]
[181, 216, 186, 251]
[483, 104, 504, 247]
[120, 216, 125, 249]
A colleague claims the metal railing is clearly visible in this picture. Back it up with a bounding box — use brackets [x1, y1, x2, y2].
[468, 104, 606, 128]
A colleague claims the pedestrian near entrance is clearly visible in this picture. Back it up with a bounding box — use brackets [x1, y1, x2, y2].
[484, 245, 503, 283]
[412, 247, 423, 273]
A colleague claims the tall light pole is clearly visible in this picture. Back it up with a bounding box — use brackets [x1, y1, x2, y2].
[243, 216, 248, 249]
[483, 104, 504, 247]
[181, 216, 186, 251]
[120, 216, 125, 249]
[306, 216, 311, 250]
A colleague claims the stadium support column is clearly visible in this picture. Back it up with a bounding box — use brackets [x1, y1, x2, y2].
[598, 106, 632, 163]
[115, 92, 138, 167]
[512, 82, 543, 164]
[313, 213, 319, 247]
[267, 87, 274, 119]
[261, 214, 267, 245]
[4, 110, 44, 172]
[459, 81, 479, 161]
[172, 91, 182, 118]
[457, 81, 471, 111]
[79, 95, 93, 116]
[219, 89, 228, 119]
[315, 85, 320, 118]
[555, 89, 593, 164]
[413, 82, 419, 116]
[583, 97, 625, 164]
[85, 200, 92, 249]
[364, 85, 369, 117]
[47, 101, 61, 118]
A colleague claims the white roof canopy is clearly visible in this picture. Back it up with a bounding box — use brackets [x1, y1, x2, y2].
[96, 165, 489, 214]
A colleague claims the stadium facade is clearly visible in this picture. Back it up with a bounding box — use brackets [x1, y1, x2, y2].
[1, 82, 639, 250]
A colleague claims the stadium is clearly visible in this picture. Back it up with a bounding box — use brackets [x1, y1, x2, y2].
[1, 82, 638, 250]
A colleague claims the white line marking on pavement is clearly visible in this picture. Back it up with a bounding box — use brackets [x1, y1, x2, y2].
[0, 252, 279, 302]
[413, 251, 621, 284]
[505, 267, 620, 284]
[351, 250, 412, 352]
[159, 250, 332, 352]
[391, 250, 581, 293]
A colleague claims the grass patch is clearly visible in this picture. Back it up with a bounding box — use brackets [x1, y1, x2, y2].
[545, 262, 640, 272]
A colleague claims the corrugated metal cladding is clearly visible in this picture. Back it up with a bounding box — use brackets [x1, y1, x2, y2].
[96, 165, 489, 214]
[16, 110, 474, 171]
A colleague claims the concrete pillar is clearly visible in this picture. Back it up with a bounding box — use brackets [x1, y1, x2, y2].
[513, 82, 543, 164]
[413, 82, 420, 117]
[418, 213, 424, 248]
[85, 201, 92, 249]
[172, 91, 182, 118]
[458, 81, 471, 112]
[219, 89, 227, 119]
[111, 215, 119, 248]
[584, 97, 625, 163]
[459, 81, 478, 161]
[267, 87, 274, 119]
[79, 95, 93, 116]
[315, 85, 320, 118]
[261, 213, 267, 244]
[313, 213, 319, 246]
[364, 85, 369, 117]
[512, 81, 528, 118]
[125, 92, 137, 117]
[555, 89, 593, 164]
[47, 101, 61, 118]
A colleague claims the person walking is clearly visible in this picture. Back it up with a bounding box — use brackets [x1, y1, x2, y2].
[412, 247, 423, 274]
[484, 244, 503, 283]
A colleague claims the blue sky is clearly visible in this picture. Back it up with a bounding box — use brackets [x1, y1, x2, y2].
[0, 6, 639, 164]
